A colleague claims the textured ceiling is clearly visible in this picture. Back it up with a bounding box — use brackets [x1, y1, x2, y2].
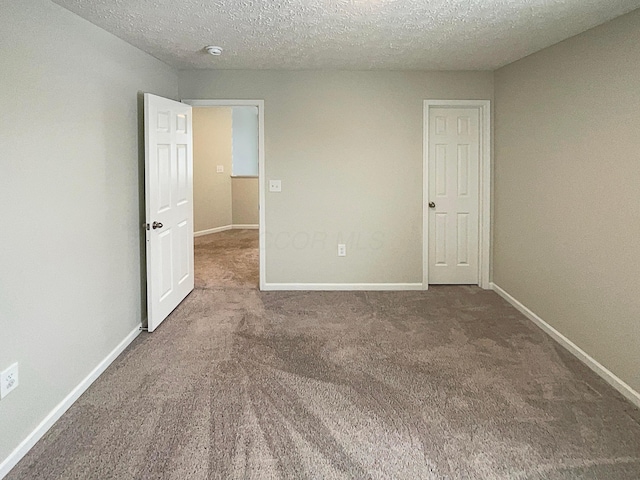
[52, 0, 640, 70]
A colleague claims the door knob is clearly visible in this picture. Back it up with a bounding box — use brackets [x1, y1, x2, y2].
[152, 221, 163, 229]
[428, 202, 436, 208]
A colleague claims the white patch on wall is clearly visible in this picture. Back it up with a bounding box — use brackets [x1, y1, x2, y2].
[232, 106, 259, 177]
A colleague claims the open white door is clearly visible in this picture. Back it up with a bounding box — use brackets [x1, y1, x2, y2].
[144, 93, 194, 332]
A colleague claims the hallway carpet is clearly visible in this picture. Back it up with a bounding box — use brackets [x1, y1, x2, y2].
[7, 230, 640, 479]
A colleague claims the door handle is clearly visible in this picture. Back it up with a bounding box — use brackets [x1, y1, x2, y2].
[152, 221, 163, 229]
[428, 202, 436, 209]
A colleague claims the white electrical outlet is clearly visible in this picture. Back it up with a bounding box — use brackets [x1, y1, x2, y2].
[338, 244, 346, 257]
[269, 180, 282, 192]
[216, 165, 224, 173]
[1, 363, 19, 399]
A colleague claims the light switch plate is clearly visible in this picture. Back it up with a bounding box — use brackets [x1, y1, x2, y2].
[216, 165, 224, 173]
[269, 180, 282, 192]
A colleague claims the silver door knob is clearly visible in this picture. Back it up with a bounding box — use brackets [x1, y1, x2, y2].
[152, 221, 163, 229]
[428, 202, 436, 208]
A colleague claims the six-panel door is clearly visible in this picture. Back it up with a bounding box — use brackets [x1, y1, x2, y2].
[428, 107, 480, 284]
[145, 94, 194, 332]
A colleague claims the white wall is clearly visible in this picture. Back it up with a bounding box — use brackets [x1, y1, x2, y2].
[232, 107, 259, 176]
[0, 0, 178, 469]
[494, 9, 640, 394]
[179, 70, 494, 285]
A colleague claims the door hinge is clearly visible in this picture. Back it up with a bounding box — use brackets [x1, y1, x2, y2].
[143, 223, 150, 230]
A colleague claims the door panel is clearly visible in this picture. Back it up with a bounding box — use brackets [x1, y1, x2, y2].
[435, 213, 447, 265]
[176, 144, 188, 205]
[457, 213, 469, 265]
[177, 220, 190, 284]
[158, 229, 173, 300]
[428, 107, 480, 284]
[157, 145, 171, 212]
[145, 93, 194, 332]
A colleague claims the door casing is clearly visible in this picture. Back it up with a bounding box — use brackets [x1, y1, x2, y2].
[182, 99, 266, 290]
[423, 100, 491, 290]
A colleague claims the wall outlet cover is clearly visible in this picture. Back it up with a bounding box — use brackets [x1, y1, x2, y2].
[216, 165, 224, 173]
[269, 180, 282, 192]
[338, 244, 347, 257]
[1, 362, 19, 399]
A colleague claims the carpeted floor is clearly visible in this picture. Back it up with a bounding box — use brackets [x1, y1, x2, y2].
[7, 230, 640, 479]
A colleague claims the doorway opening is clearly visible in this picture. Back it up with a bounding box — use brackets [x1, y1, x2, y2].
[183, 99, 265, 291]
[422, 100, 491, 289]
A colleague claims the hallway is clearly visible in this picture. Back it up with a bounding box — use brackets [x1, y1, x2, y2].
[194, 229, 259, 290]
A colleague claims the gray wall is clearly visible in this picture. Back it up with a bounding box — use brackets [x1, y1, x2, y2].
[493, 9, 640, 393]
[193, 107, 233, 232]
[0, 0, 178, 464]
[179, 71, 494, 284]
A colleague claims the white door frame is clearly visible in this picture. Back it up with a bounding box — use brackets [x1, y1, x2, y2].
[182, 99, 266, 290]
[423, 100, 491, 290]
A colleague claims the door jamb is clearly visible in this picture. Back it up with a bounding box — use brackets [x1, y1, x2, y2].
[181, 99, 266, 290]
[423, 100, 491, 290]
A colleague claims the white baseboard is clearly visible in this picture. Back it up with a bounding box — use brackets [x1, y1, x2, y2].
[0, 324, 142, 479]
[490, 283, 640, 409]
[194, 224, 258, 238]
[194, 225, 232, 237]
[232, 224, 259, 230]
[262, 283, 423, 291]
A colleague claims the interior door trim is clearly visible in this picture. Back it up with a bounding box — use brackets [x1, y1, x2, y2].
[181, 99, 266, 291]
[422, 100, 491, 290]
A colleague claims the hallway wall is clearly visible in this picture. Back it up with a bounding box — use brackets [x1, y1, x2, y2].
[193, 107, 233, 232]
[193, 107, 259, 234]
[232, 177, 259, 225]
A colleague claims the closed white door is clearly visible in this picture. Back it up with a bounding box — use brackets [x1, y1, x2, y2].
[144, 94, 194, 332]
[428, 107, 480, 284]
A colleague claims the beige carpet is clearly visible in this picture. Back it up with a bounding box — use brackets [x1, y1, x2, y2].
[8, 229, 640, 479]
